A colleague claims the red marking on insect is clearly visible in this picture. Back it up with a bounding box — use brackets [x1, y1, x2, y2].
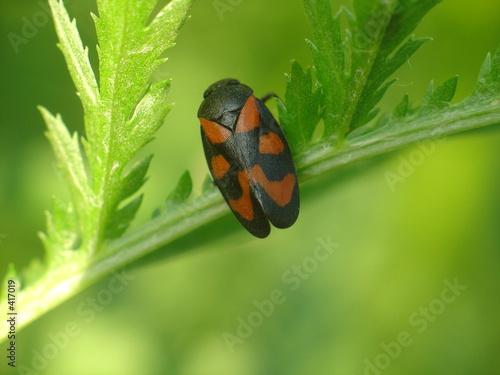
[235, 95, 260, 133]
[200, 118, 231, 144]
[211, 155, 231, 179]
[259, 132, 285, 155]
[249, 165, 296, 207]
[229, 170, 254, 221]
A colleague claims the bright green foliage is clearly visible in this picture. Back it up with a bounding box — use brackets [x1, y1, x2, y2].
[153, 171, 194, 217]
[167, 171, 193, 207]
[40, 0, 193, 257]
[0, 0, 193, 341]
[470, 47, 500, 99]
[278, 61, 321, 153]
[347, 49, 500, 146]
[280, 0, 442, 149]
[296, 44, 499, 181]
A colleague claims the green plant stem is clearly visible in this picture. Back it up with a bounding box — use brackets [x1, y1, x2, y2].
[298, 100, 500, 179]
[1, 97, 498, 342]
[0, 189, 227, 341]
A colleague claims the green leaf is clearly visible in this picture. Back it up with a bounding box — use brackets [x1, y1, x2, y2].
[418, 76, 458, 114]
[167, 171, 193, 206]
[125, 80, 173, 161]
[48, 0, 100, 110]
[352, 78, 396, 129]
[470, 46, 500, 99]
[39, 197, 79, 256]
[376, 0, 443, 56]
[304, 0, 344, 136]
[39, 107, 94, 236]
[346, 50, 500, 152]
[83, 0, 192, 247]
[106, 195, 144, 239]
[4, 0, 194, 342]
[117, 155, 154, 203]
[152, 171, 194, 219]
[300, 0, 441, 144]
[279, 61, 321, 153]
[352, 37, 430, 128]
[89, 0, 192, 155]
[393, 94, 409, 120]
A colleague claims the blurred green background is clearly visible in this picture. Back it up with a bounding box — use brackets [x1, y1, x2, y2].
[1, 0, 500, 374]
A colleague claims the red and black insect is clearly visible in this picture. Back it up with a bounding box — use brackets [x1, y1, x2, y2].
[198, 78, 300, 238]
